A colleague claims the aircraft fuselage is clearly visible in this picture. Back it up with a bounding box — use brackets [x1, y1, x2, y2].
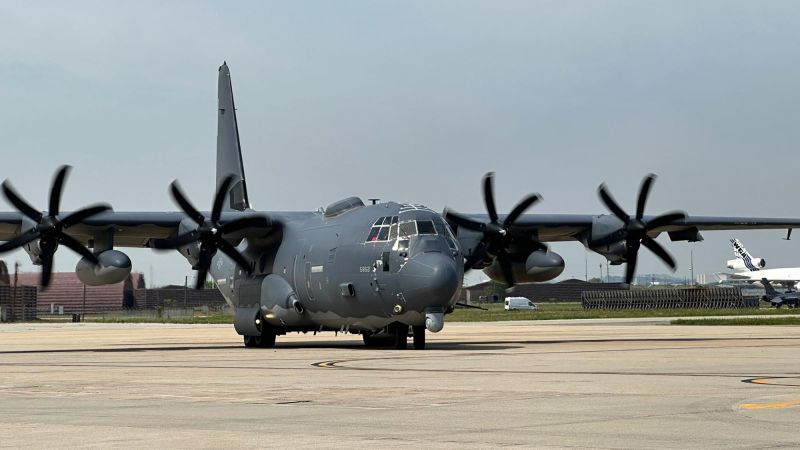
[210, 201, 463, 336]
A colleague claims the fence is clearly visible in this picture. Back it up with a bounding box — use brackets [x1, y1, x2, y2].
[0, 285, 38, 322]
[582, 287, 758, 310]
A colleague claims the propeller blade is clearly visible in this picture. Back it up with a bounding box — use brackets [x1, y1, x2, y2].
[217, 239, 253, 273]
[219, 215, 270, 234]
[496, 250, 515, 288]
[0, 229, 40, 253]
[170, 181, 206, 226]
[443, 210, 485, 232]
[151, 230, 200, 249]
[211, 175, 235, 223]
[641, 236, 677, 271]
[57, 233, 98, 263]
[60, 204, 112, 228]
[48, 165, 71, 216]
[504, 193, 541, 228]
[598, 184, 630, 223]
[193, 246, 213, 289]
[624, 248, 638, 285]
[2, 181, 43, 222]
[646, 211, 687, 230]
[635, 174, 656, 220]
[40, 248, 54, 288]
[482, 172, 498, 223]
[463, 243, 488, 270]
[506, 227, 548, 250]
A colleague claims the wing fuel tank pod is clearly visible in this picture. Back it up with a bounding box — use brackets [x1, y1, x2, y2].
[484, 250, 565, 283]
[524, 250, 565, 281]
[75, 250, 132, 286]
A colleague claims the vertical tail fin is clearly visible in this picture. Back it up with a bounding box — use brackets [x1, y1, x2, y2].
[730, 238, 759, 271]
[216, 62, 250, 211]
[761, 278, 779, 296]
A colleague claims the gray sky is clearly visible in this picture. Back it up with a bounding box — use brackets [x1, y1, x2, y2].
[1, 1, 800, 286]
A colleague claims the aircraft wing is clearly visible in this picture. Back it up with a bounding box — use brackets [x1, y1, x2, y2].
[458, 214, 800, 243]
[0, 210, 278, 247]
[647, 216, 800, 233]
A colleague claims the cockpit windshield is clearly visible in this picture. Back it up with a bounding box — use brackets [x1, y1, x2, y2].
[366, 214, 459, 251]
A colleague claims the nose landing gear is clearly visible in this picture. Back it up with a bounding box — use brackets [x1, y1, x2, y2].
[362, 323, 426, 350]
[412, 325, 426, 350]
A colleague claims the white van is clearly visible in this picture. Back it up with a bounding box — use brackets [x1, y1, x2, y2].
[504, 297, 538, 311]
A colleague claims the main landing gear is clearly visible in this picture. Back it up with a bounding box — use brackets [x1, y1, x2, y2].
[243, 326, 277, 348]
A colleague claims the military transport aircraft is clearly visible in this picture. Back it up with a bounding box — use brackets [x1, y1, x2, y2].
[1, 63, 799, 350]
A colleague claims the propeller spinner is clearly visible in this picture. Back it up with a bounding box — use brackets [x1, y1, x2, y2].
[597, 173, 687, 285]
[445, 172, 546, 288]
[0, 165, 111, 288]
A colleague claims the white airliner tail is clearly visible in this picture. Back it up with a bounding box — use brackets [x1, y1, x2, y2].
[727, 238, 765, 271]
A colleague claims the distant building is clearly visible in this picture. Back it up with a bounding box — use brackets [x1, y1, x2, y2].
[15, 272, 145, 314]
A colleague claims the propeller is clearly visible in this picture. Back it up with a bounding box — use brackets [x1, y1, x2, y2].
[0, 165, 111, 288]
[444, 172, 546, 288]
[153, 175, 269, 289]
[597, 173, 687, 285]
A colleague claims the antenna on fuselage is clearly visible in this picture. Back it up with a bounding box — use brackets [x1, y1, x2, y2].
[368, 198, 380, 205]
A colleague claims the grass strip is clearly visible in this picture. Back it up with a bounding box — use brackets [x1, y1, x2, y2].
[447, 302, 797, 322]
[671, 317, 800, 326]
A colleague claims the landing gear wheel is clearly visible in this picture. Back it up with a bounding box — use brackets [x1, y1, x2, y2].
[243, 335, 258, 348]
[243, 327, 277, 349]
[412, 325, 426, 350]
[257, 329, 277, 348]
[362, 331, 379, 347]
[390, 323, 409, 350]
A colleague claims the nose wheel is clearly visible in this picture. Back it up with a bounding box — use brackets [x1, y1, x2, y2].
[362, 323, 426, 350]
[412, 325, 426, 350]
[390, 323, 409, 350]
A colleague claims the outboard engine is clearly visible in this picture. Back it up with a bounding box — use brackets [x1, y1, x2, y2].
[75, 250, 132, 286]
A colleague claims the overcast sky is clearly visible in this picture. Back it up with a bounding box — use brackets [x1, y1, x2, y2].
[1, 1, 799, 286]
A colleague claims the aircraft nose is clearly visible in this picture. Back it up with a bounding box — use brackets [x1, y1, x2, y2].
[397, 252, 459, 310]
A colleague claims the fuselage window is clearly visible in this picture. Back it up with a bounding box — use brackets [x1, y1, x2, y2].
[366, 216, 398, 242]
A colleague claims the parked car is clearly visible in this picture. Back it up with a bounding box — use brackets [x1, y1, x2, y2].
[504, 297, 538, 310]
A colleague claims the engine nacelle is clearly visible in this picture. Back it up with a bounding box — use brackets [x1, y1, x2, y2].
[233, 274, 311, 334]
[727, 258, 766, 271]
[484, 250, 565, 284]
[75, 250, 132, 286]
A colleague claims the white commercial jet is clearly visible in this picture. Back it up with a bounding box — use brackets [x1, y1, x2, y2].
[726, 238, 800, 288]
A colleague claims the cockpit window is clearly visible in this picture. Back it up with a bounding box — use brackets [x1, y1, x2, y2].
[366, 216, 398, 242]
[433, 216, 459, 250]
[377, 226, 390, 241]
[417, 220, 436, 235]
[398, 221, 417, 238]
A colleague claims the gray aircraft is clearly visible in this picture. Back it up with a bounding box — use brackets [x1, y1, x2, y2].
[2, 63, 800, 349]
[761, 278, 800, 308]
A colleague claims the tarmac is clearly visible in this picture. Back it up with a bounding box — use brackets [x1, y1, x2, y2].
[0, 319, 798, 449]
